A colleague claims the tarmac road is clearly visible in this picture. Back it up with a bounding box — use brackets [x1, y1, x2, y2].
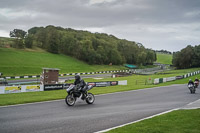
[0, 84, 199, 133]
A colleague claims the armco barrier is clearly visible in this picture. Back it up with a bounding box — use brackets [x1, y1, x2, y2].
[166, 77, 176, 82]
[154, 78, 159, 84]
[154, 70, 200, 84]
[4, 66, 163, 80]
[5, 70, 130, 79]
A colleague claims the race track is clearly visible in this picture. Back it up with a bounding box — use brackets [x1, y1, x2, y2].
[0, 84, 199, 133]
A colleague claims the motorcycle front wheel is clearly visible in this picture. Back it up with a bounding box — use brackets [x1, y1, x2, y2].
[86, 93, 95, 104]
[65, 95, 76, 106]
[193, 88, 196, 94]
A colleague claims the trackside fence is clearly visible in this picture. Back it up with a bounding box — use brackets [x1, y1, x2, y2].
[154, 70, 200, 84]
[0, 80, 127, 94]
[3, 67, 163, 80]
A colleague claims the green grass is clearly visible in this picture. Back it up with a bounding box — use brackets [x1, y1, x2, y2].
[0, 48, 126, 76]
[0, 68, 199, 106]
[156, 53, 172, 65]
[107, 109, 200, 133]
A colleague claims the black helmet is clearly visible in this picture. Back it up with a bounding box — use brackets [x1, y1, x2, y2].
[75, 75, 80, 80]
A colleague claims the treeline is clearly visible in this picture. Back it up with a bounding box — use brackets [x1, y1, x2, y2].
[10, 25, 156, 65]
[172, 45, 200, 69]
[156, 50, 172, 54]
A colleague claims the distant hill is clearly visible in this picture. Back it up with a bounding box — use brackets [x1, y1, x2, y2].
[156, 53, 172, 65]
[0, 48, 126, 76]
[7, 25, 157, 66]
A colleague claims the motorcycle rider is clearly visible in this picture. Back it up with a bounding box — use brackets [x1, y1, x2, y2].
[194, 77, 199, 82]
[74, 74, 87, 99]
[188, 79, 194, 86]
[194, 77, 199, 87]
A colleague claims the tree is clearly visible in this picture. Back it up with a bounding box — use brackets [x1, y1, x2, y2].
[173, 45, 194, 69]
[10, 29, 27, 39]
[23, 25, 158, 66]
[192, 45, 200, 67]
[25, 34, 34, 48]
[46, 29, 59, 54]
[10, 29, 27, 48]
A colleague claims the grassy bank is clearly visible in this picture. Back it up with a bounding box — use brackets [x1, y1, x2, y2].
[0, 37, 15, 47]
[0, 48, 125, 76]
[156, 53, 172, 65]
[107, 109, 200, 133]
[0, 68, 199, 106]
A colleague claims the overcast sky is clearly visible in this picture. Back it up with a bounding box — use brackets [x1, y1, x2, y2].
[0, 0, 200, 52]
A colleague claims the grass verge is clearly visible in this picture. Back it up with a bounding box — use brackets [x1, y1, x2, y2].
[106, 109, 200, 133]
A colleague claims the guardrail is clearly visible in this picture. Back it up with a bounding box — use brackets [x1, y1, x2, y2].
[3, 67, 163, 80]
[4, 69, 130, 79]
[154, 70, 200, 84]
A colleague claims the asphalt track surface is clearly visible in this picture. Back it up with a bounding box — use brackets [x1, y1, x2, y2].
[0, 84, 200, 133]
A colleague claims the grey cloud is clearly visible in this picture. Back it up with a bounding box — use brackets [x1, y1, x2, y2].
[1, 0, 200, 26]
[0, 0, 200, 51]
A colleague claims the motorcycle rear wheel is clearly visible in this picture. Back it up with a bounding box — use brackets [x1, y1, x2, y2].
[65, 95, 76, 106]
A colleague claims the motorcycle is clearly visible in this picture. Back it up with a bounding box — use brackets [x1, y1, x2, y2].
[65, 84, 95, 106]
[194, 81, 199, 89]
[188, 84, 196, 94]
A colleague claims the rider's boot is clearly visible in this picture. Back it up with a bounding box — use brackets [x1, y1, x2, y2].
[81, 92, 86, 100]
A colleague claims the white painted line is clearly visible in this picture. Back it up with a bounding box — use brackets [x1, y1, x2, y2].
[187, 99, 200, 106]
[181, 107, 200, 110]
[94, 108, 180, 133]
[24, 76, 29, 78]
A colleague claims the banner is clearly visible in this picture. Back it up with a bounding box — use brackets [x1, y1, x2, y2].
[87, 81, 120, 87]
[5, 86, 21, 93]
[44, 84, 64, 91]
[0, 85, 43, 94]
[118, 80, 127, 85]
[26, 85, 40, 92]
